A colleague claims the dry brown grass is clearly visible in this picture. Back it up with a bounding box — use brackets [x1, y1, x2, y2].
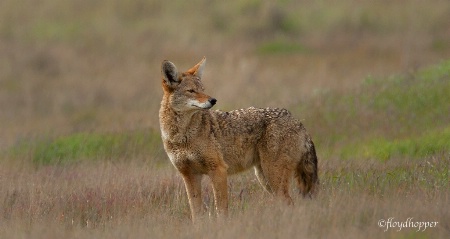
[1, 157, 448, 238]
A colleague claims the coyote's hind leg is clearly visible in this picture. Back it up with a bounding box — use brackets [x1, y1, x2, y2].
[254, 164, 273, 193]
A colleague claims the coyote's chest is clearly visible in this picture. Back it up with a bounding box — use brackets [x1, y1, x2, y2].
[160, 114, 217, 173]
[162, 136, 216, 174]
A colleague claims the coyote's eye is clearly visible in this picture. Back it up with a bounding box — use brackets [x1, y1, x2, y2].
[187, 89, 195, 93]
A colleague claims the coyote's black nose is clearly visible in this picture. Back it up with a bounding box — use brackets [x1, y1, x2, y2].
[209, 98, 217, 106]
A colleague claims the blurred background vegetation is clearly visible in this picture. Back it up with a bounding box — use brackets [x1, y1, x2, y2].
[1, 1, 449, 237]
[1, 0, 449, 162]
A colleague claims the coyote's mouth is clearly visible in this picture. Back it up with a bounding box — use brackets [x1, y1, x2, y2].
[188, 99, 214, 110]
[191, 104, 212, 109]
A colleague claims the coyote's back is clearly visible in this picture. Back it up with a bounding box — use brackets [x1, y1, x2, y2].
[159, 57, 319, 222]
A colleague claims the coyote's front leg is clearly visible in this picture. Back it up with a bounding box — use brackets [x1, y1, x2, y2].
[181, 172, 204, 222]
[208, 165, 229, 218]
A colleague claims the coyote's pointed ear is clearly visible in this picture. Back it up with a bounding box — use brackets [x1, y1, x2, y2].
[186, 57, 206, 78]
[162, 60, 179, 86]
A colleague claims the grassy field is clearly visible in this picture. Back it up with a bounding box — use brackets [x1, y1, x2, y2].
[1, 0, 450, 238]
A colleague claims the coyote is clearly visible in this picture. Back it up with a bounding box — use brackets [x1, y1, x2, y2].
[159, 57, 319, 222]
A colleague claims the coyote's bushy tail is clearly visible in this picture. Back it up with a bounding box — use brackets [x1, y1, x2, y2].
[295, 138, 319, 198]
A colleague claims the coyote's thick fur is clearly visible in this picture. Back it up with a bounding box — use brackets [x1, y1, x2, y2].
[159, 58, 319, 222]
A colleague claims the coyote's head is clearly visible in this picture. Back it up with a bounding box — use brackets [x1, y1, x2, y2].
[161, 57, 217, 112]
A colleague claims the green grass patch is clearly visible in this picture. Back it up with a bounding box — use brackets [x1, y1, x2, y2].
[257, 41, 309, 54]
[324, 158, 449, 194]
[8, 130, 163, 165]
[340, 128, 450, 160]
[365, 60, 450, 125]
[301, 59, 450, 159]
